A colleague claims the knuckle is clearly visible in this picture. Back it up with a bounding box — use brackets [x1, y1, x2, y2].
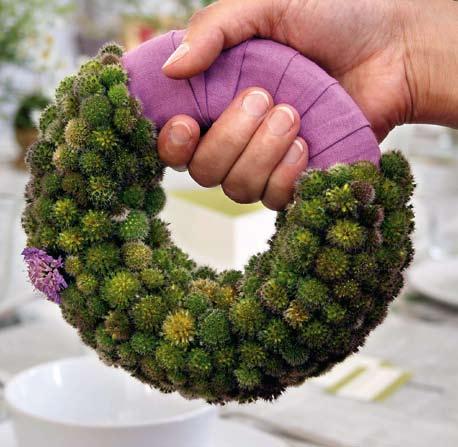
[208, 123, 250, 156]
[222, 181, 257, 204]
[189, 163, 219, 188]
[188, 8, 209, 26]
[250, 139, 277, 165]
[266, 175, 284, 194]
[264, 176, 293, 209]
[262, 197, 281, 211]
[211, 120, 235, 142]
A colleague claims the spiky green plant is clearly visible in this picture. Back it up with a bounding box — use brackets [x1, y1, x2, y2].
[22, 42, 415, 404]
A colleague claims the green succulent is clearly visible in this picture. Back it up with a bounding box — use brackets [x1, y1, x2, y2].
[64, 118, 89, 150]
[79, 150, 107, 176]
[235, 366, 261, 389]
[55, 76, 76, 102]
[315, 247, 350, 281]
[326, 219, 366, 251]
[33, 196, 54, 222]
[53, 144, 79, 172]
[122, 241, 152, 270]
[188, 348, 212, 377]
[118, 210, 149, 241]
[98, 42, 124, 58]
[260, 279, 289, 313]
[81, 210, 112, 243]
[199, 310, 231, 347]
[132, 295, 167, 332]
[297, 278, 329, 311]
[53, 198, 78, 227]
[74, 74, 104, 98]
[58, 95, 78, 120]
[65, 255, 83, 277]
[39, 104, 59, 134]
[230, 297, 266, 337]
[113, 107, 137, 134]
[155, 342, 186, 372]
[118, 343, 138, 368]
[140, 268, 165, 290]
[91, 128, 118, 152]
[100, 64, 128, 86]
[86, 243, 120, 274]
[57, 227, 84, 253]
[259, 319, 289, 351]
[26, 140, 54, 174]
[163, 310, 195, 347]
[41, 172, 61, 196]
[102, 271, 141, 309]
[80, 94, 112, 128]
[108, 83, 130, 107]
[145, 186, 166, 216]
[122, 184, 145, 208]
[76, 272, 98, 295]
[88, 175, 117, 209]
[284, 299, 309, 328]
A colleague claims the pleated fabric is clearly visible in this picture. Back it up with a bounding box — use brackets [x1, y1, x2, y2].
[122, 30, 380, 169]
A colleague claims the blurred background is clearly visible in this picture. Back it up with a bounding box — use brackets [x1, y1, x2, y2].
[0, 1, 457, 446]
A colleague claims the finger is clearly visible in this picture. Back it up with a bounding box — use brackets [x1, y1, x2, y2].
[222, 104, 300, 204]
[157, 115, 201, 171]
[188, 87, 273, 187]
[162, 0, 268, 79]
[262, 137, 309, 211]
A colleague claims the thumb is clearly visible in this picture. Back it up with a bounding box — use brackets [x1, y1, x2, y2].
[162, 0, 269, 79]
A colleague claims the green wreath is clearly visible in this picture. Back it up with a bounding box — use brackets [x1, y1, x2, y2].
[22, 43, 415, 404]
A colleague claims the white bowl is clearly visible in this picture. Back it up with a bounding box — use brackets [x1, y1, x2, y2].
[5, 356, 218, 447]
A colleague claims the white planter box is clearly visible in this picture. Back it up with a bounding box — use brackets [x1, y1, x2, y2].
[160, 188, 276, 271]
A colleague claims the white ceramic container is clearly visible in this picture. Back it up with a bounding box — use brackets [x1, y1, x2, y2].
[5, 356, 218, 447]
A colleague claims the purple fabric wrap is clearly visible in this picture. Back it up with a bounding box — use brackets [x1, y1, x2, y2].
[122, 30, 380, 169]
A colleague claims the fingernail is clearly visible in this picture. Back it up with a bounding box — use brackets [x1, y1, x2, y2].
[242, 91, 270, 117]
[171, 165, 188, 172]
[169, 122, 192, 146]
[267, 106, 295, 136]
[162, 42, 190, 68]
[283, 139, 305, 165]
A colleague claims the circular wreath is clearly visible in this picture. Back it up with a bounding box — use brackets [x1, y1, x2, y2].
[14, 92, 50, 131]
[22, 43, 415, 404]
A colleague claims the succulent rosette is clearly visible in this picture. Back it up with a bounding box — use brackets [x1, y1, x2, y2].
[22, 40, 415, 404]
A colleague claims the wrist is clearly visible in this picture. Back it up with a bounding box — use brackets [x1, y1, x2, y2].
[402, 0, 458, 127]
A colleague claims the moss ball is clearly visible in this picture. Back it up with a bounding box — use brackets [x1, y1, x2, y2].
[122, 241, 152, 270]
[80, 94, 112, 128]
[64, 118, 89, 149]
[118, 210, 149, 241]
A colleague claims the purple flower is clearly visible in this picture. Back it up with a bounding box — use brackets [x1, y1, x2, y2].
[22, 247, 68, 304]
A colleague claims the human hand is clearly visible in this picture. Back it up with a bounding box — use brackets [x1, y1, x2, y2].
[158, 0, 458, 209]
[157, 88, 307, 210]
